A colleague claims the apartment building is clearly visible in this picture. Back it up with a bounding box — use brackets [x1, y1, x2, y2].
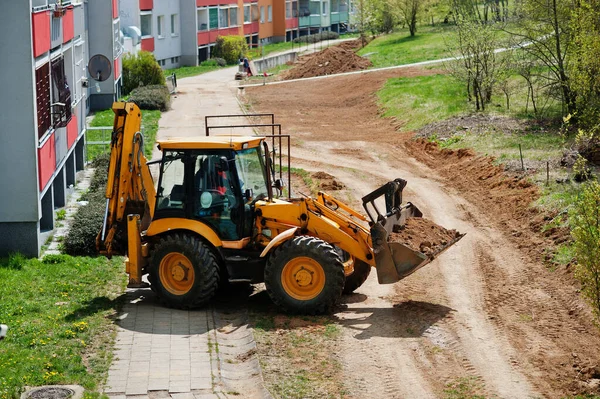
[120, 0, 349, 67]
[0, 1, 122, 257]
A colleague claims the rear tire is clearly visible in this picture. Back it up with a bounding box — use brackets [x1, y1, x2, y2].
[342, 259, 371, 294]
[149, 233, 219, 309]
[265, 236, 345, 314]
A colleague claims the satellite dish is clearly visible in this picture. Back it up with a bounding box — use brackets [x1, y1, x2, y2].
[88, 54, 112, 82]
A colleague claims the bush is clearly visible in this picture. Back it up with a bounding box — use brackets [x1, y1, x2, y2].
[63, 190, 106, 256]
[129, 84, 171, 111]
[122, 51, 166, 95]
[212, 57, 227, 67]
[212, 36, 248, 65]
[293, 31, 340, 44]
[570, 181, 600, 319]
[201, 59, 218, 67]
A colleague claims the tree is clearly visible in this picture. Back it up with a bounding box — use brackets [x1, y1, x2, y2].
[394, 0, 420, 36]
[570, 0, 600, 133]
[504, 0, 576, 115]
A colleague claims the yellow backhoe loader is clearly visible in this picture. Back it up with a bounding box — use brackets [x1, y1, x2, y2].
[97, 102, 463, 314]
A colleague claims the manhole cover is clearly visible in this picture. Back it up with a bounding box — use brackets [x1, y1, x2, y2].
[24, 387, 74, 399]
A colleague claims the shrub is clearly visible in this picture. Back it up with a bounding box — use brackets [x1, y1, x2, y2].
[212, 36, 248, 65]
[570, 180, 600, 319]
[122, 51, 166, 95]
[201, 59, 219, 67]
[212, 57, 227, 67]
[63, 190, 106, 256]
[293, 31, 340, 44]
[89, 154, 110, 193]
[129, 84, 171, 111]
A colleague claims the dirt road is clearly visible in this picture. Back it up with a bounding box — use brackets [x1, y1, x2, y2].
[244, 69, 600, 398]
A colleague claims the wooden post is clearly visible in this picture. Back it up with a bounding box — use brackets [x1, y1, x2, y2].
[519, 144, 524, 171]
[547, 161, 550, 185]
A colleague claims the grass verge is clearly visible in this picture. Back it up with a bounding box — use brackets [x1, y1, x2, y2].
[164, 64, 222, 79]
[378, 73, 467, 131]
[0, 254, 126, 399]
[250, 304, 345, 399]
[87, 109, 161, 161]
[358, 25, 456, 68]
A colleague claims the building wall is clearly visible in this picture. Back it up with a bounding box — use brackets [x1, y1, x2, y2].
[180, 0, 199, 66]
[152, 0, 183, 68]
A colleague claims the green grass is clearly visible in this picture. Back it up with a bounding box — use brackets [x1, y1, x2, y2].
[0, 253, 126, 399]
[87, 109, 161, 161]
[164, 64, 222, 79]
[443, 377, 486, 399]
[378, 73, 467, 131]
[358, 25, 456, 68]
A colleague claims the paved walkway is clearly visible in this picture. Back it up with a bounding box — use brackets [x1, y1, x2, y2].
[104, 67, 272, 399]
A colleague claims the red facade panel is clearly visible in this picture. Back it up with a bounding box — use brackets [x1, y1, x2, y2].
[141, 37, 155, 52]
[286, 18, 298, 29]
[244, 22, 259, 35]
[38, 133, 56, 191]
[62, 8, 74, 43]
[140, 0, 154, 10]
[198, 32, 211, 46]
[112, 0, 119, 18]
[114, 58, 120, 79]
[66, 114, 78, 149]
[32, 11, 51, 57]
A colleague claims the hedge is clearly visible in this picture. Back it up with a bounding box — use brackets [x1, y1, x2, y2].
[293, 31, 340, 44]
[212, 36, 248, 65]
[129, 84, 171, 111]
[122, 51, 166, 95]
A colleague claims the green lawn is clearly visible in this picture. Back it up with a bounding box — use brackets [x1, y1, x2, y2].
[164, 64, 223, 79]
[358, 25, 456, 68]
[378, 73, 467, 131]
[87, 109, 161, 160]
[0, 254, 126, 399]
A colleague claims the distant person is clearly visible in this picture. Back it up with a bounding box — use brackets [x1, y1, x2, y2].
[243, 58, 252, 77]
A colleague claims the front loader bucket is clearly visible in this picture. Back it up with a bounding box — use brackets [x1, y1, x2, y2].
[363, 179, 464, 284]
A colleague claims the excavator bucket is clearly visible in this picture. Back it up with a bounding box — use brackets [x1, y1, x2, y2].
[362, 179, 465, 284]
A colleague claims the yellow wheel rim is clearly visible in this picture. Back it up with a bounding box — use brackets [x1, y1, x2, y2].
[281, 257, 326, 301]
[159, 252, 195, 295]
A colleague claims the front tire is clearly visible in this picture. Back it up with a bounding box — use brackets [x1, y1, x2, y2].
[342, 259, 371, 294]
[149, 233, 220, 309]
[265, 236, 345, 314]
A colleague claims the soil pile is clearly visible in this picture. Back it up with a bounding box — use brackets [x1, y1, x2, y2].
[312, 171, 346, 191]
[389, 217, 462, 256]
[282, 46, 372, 80]
[336, 39, 363, 51]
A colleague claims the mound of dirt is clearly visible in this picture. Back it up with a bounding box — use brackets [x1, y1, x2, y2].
[336, 39, 363, 51]
[312, 171, 346, 191]
[282, 46, 372, 80]
[389, 217, 462, 256]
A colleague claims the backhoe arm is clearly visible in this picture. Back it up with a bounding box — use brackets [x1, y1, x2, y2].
[96, 102, 156, 257]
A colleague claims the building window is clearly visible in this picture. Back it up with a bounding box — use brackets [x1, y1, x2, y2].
[244, 5, 250, 23]
[229, 7, 238, 26]
[51, 56, 71, 129]
[268, 5, 272, 22]
[209, 8, 219, 29]
[260, 6, 264, 23]
[322, 1, 328, 15]
[198, 8, 208, 31]
[251, 3, 259, 22]
[171, 14, 178, 36]
[157, 15, 165, 38]
[36, 63, 51, 139]
[339, 0, 348, 12]
[219, 7, 229, 28]
[141, 13, 152, 36]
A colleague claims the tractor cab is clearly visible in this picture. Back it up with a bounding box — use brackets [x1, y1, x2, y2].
[154, 136, 273, 241]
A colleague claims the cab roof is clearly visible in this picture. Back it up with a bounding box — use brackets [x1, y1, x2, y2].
[157, 136, 264, 151]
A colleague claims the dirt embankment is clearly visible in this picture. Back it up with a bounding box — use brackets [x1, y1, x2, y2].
[282, 45, 372, 80]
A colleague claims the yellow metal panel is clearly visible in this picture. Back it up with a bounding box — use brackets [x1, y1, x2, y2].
[157, 136, 264, 151]
[146, 218, 223, 248]
[260, 227, 298, 257]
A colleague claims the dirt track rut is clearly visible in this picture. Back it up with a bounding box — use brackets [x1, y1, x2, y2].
[289, 142, 537, 398]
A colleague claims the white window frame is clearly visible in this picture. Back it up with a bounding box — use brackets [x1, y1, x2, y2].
[260, 6, 265, 23]
[157, 15, 165, 38]
[197, 7, 209, 31]
[229, 6, 238, 27]
[219, 6, 229, 28]
[268, 5, 272, 22]
[322, 1, 328, 15]
[140, 12, 152, 37]
[171, 14, 178, 36]
[244, 4, 251, 23]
